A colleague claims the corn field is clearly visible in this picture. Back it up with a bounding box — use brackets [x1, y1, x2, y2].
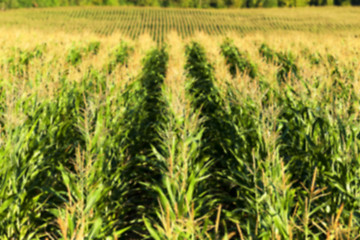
[1, 7, 360, 42]
[1, 8, 360, 239]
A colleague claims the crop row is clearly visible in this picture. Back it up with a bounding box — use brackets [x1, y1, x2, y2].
[0, 39, 360, 239]
[1, 7, 360, 42]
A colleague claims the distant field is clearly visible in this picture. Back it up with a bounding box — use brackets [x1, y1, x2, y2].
[1, 7, 360, 41]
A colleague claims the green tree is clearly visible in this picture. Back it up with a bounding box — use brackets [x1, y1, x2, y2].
[263, 0, 277, 7]
[229, 0, 244, 7]
[246, 0, 255, 7]
[278, 0, 292, 6]
[292, 0, 308, 6]
[180, 0, 191, 7]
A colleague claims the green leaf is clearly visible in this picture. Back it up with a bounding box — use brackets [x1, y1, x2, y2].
[143, 217, 161, 240]
[0, 197, 14, 215]
[89, 218, 102, 238]
[85, 186, 103, 213]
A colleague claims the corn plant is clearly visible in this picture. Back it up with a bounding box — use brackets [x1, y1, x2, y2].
[220, 39, 257, 79]
[106, 41, 133, 74]
[0, 30, 359, 239]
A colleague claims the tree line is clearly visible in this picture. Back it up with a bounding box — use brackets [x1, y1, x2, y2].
[0, 0, 359, 11]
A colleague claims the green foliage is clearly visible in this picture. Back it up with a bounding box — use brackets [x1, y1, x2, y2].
[259, 43, 277, 63]
[259, 43, 299, 83]
[263, 0, 278, 7]
[116, 47, 170, 237]
[1, 38, 360, 239]
[106, 41, 133, 74]
[66, 45, 83, 66]
[19, 50, 34, 66]
[0, 0, 358, 8]
[67, 42, 101, 66]
[87, 41, 101, 55]
[293, 0, 309, 6]
[185, 42, 265, 237]
[334, 0, 351, 5]
[220, 38, 258, 78]
[276, 51, 299, 83]
[278, 0, 293, 6]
